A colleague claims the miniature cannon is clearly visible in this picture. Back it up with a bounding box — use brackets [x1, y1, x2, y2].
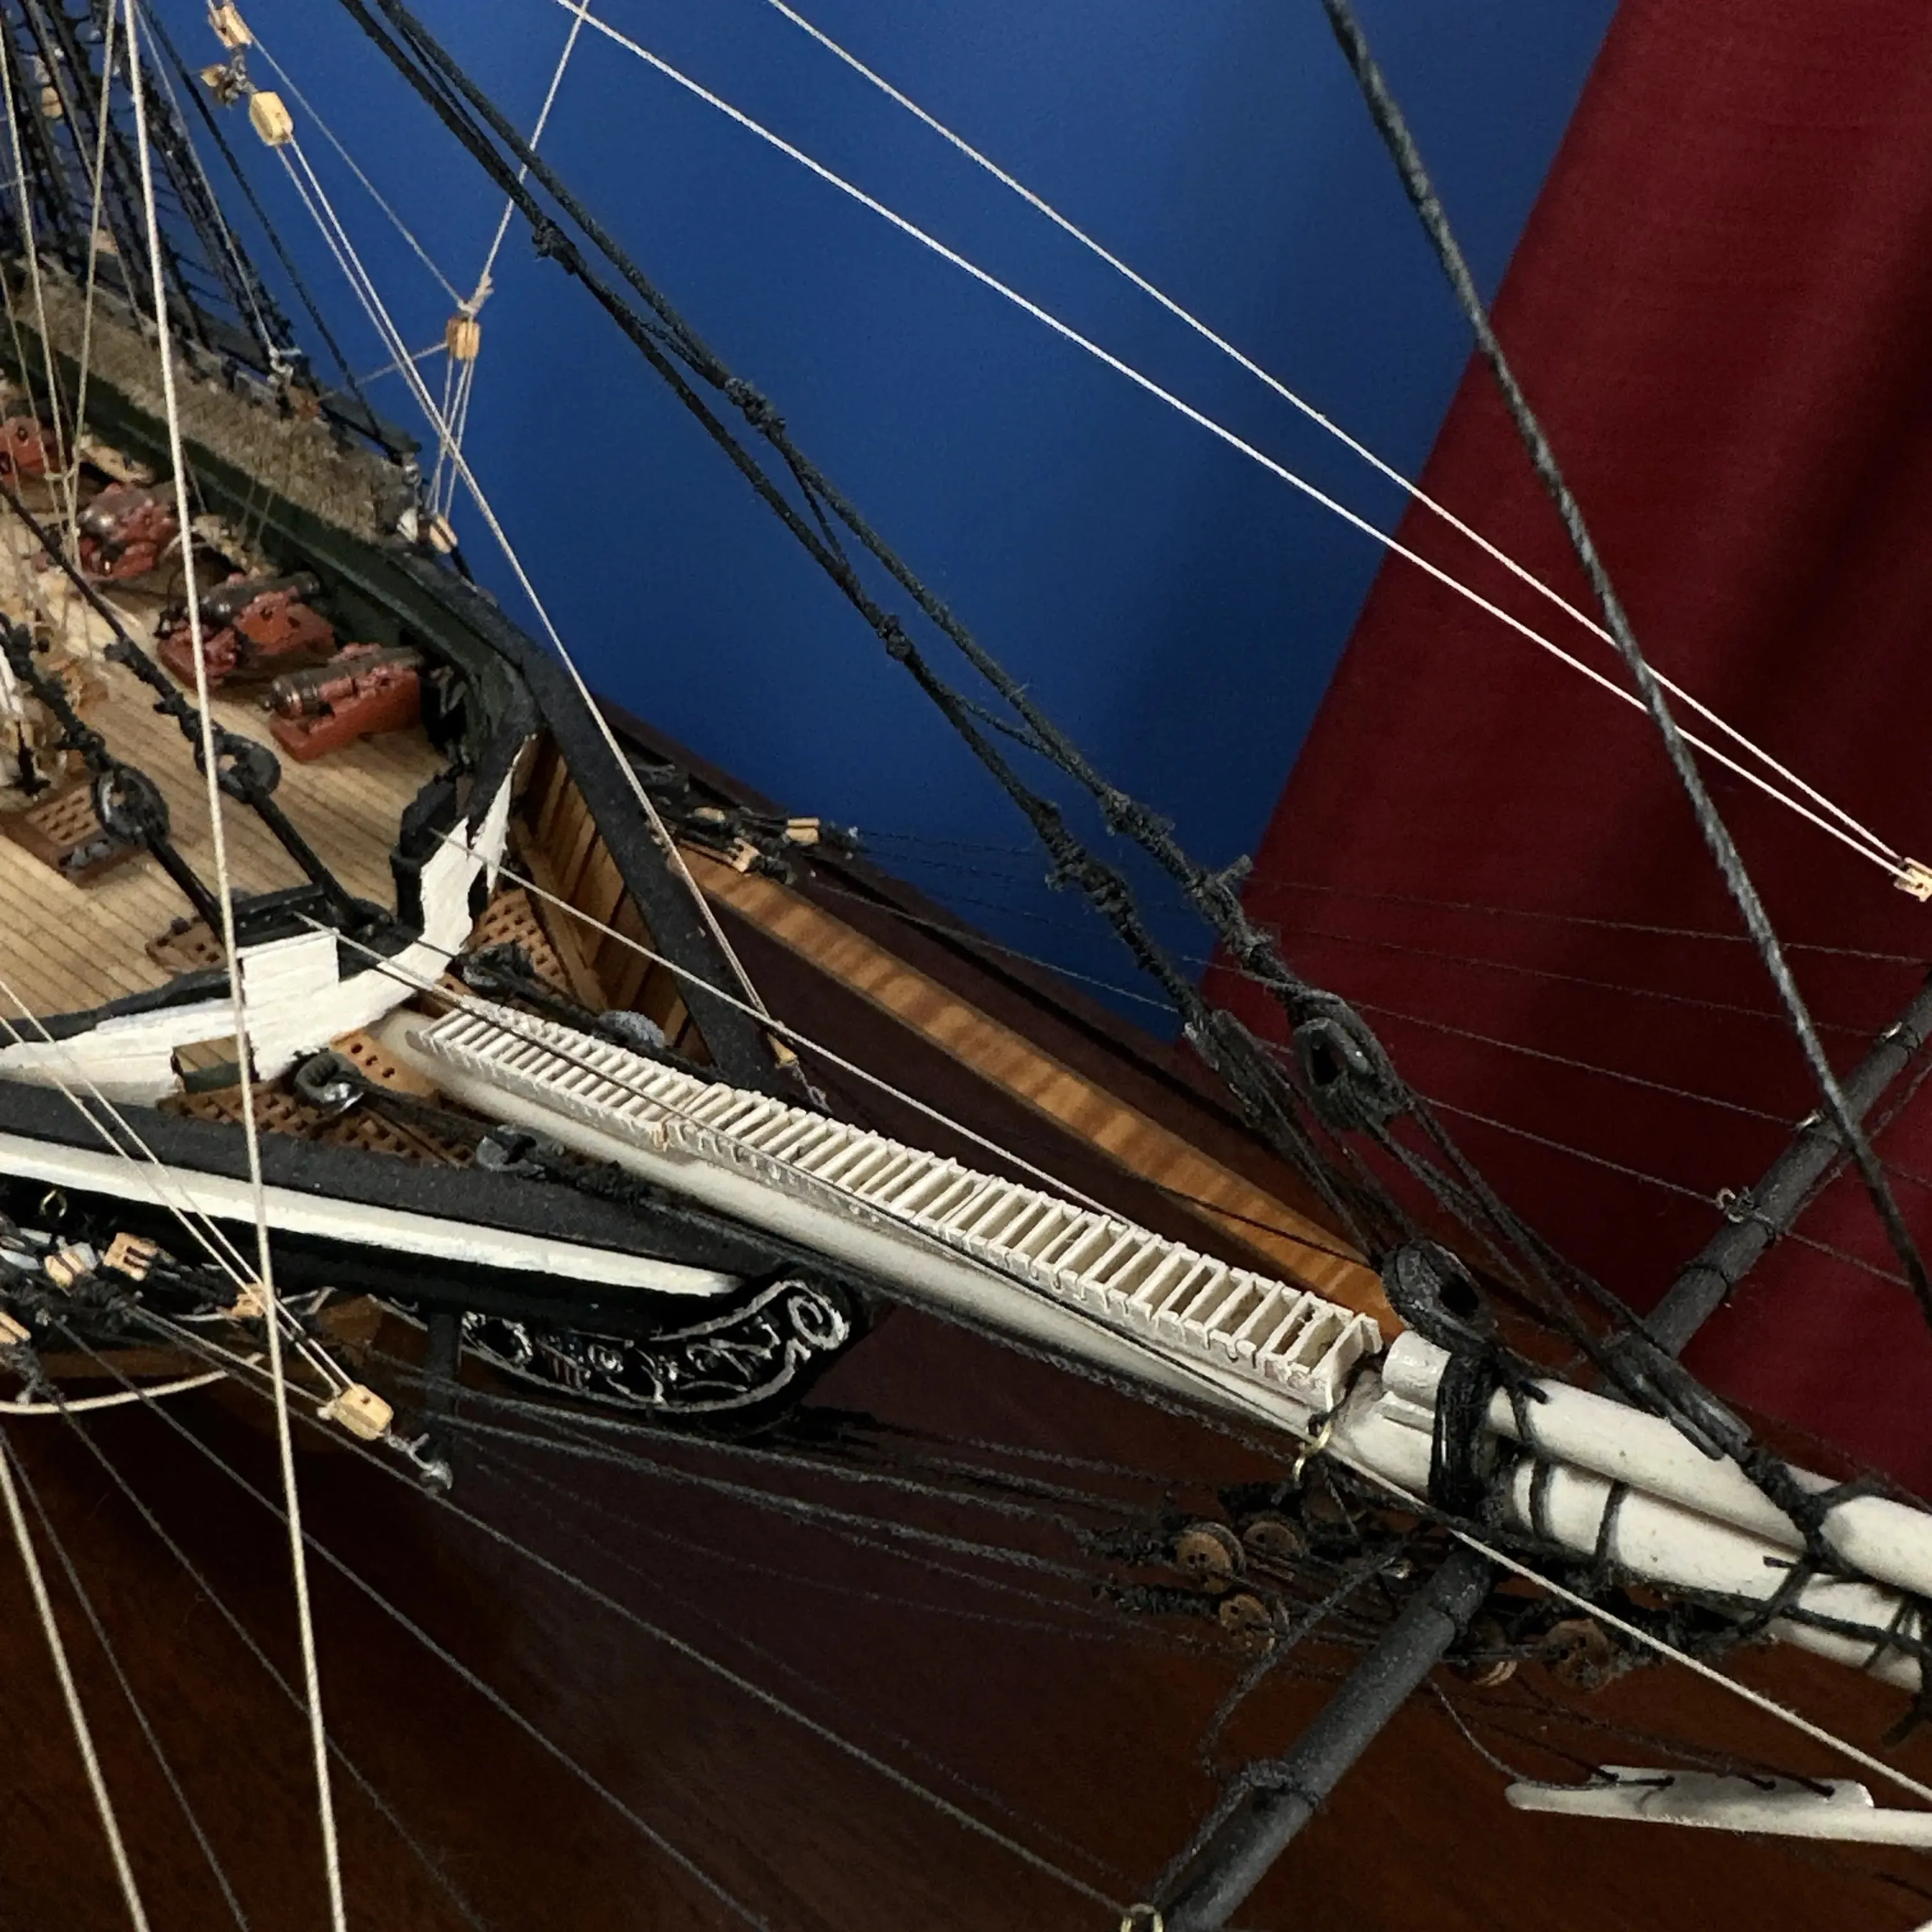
[156, 570, 334, 686]
[77, 483, 178, 581]
[266, 643, 422, 761]
[0, 415, 51, 481]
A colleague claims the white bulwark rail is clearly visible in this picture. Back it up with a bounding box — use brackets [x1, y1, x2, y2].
[410, 1004, 1381, 1427]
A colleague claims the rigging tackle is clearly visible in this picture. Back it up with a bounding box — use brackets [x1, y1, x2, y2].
[0, 477, 376, 934]
[0, 611, 219, 922]
[314, 0, 1843, 1471]
[0, 2, 1915, 1925]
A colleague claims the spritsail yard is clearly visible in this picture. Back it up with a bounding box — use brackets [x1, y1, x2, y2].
[0, 2, 1928, 1928]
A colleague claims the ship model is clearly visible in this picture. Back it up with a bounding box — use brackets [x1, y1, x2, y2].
[0, 2, 1928, 1928]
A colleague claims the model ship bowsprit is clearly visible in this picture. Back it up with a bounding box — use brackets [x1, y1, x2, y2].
[0, 3, 1929, 1929]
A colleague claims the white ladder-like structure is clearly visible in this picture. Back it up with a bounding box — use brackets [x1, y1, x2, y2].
[407, 1003, 1382, 1429]
[390, 997, 1932, 1715]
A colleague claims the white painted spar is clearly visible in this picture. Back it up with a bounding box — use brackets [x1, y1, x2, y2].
[0, 1127, 736, 1296]
[0, 765, 523, 1104]
[1382, 1332, 1932, 1612]
[1328, 1377, 1922, 1691]
[388, 1002, 1382, 1435]
[1506, 1768, 1932, 1848]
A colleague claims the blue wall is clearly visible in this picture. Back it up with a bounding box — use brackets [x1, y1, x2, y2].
[164, 0, 1615, 1017]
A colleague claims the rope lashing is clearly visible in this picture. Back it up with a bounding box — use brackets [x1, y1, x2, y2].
[1381, 1241, 1546, 1520]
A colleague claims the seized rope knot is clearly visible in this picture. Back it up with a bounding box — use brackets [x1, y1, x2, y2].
[880, 617, 914, 662]
[723, 377, 785, 434]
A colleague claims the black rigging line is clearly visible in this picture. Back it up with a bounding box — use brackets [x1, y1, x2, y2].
[43, 0, 204, 352]
[326, 0, 1675, 1348]
[171, 1325, 1176, 1639]
[831, 864, 1883, 1038]
[1354, 999, 1791, 1124]
[321, 0, 1871, 1485]
[47, 1317, 783, 1932]
[33, 1385, 496, 1931]
[136, 3, 291, 369]
[0, 479, 364, 923]
[418, 1409, 1108, 1591]
[475, 1448, 1143, 1897]
[0, 614, 222, 928]
[19, 0, 148, 302]
[334, 0, 1821, 1383]
[1238, 873, 1930, 965]
[1271, 922, 1878, 1034]
[484, 1463, 1164, 1647]
[142, 4, 377, 424]
[1318, 0, 1932, 1336]
[364, 1344, 1157, 1529]
[3, 1434, 252, 1932]
[109, 1311, 1131, 1921]
[324, 0, 1400, 1262]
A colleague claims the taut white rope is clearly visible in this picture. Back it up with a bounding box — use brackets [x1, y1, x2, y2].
[67, 0, 119, 567]
[471, 0, 594, 307]
[251, 32, 460, 305]
[275, 123, 778, 1030]
[0, 1441, 151, 1929]
[0, 27, 75, 540]
[362, 335, 447, 388]
[553, 0, 1906, 882]
[124, 9, 348, 1928]
[0, 976, 356, 1401]
[1340, 1451, 1932, 1813]
[434, 0, 595, 519]
[321, 866, 1131, 1227]
[0, 977, 254, 1289]
[755, 0, 1901, 875]
[425, 844, 1374, 1266]
[143, 38, 282, 367]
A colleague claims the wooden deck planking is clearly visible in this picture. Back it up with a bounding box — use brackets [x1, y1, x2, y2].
[0, 638, 443, 1018]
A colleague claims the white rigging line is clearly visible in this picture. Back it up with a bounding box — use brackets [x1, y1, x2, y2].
[435, 351, 470, 519]
[470, 0, 593, 309]
[548, 0, 1909, 885]
[20, 871, 1911, 1849]
[141, 13, 281, 367]
[426, 326, 461, 516]
[270, 118, 779, 1032]
[755, 0, 1905, 880]
[249, 32, 460, 305]
[314, 919, 1358, 1402]
[1340, 1453, 1932, 1812]
[360, 333, 445, 385]
[0, 1441, 151, 1929]
[66, 0, 118, 567]
[0, 976, 355, 1400]
[0, 28, 77, 541]
[123, 8, 349, 1929]
[298, 920, 1932, 1823]
[360, 848, 1137, 1224]
[154, 34, 1926, 1836]
[434, 0, 594, 526]
[253, 17, 478, 517]
[0, 995, 252, 1288]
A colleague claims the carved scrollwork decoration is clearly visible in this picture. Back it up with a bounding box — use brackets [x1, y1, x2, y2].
[457, 1275, 857, 1416]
